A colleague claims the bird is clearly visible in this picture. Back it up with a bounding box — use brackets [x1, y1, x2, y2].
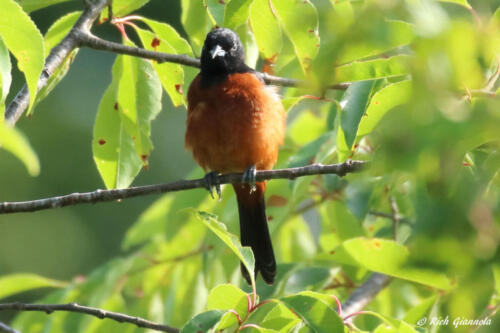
[185, 28, 286, 285]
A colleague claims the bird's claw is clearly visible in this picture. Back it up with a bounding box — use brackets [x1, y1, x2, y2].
[242, 165, 257, 192]
[204, 171, 222, 201]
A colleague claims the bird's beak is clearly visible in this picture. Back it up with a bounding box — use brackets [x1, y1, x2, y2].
[210, 44, 226, 59]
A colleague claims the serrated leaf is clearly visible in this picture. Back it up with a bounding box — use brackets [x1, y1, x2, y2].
[0, 36, 11, 114]
[357, 80, 411, 137]
[0, 273, 66, 299]
[249, 0, 282, 60]
[92, 56, 142, 189]
[338, 80, 375, 153]
[100, 0, 150, 21]
[438, 0, 471, 9]
[281, 294, 344, 332]
[270, 0, 319, 73]
[0, 122, 40, 176]
[118, 41, 162, 167]
[317, 237, 453, 290]
[223, 0, 254, 30]
[135, 27, 185, 107]
[17, 0, 73, 13]
[195, 211, 256, 288]
[44, 11, 80, 56]
[181, 0, 211, 55]
[0, 0, 44, 112]
[181, 309, 226, 333]
[334, 55, 410, 83]
[207, 284, 248, 329]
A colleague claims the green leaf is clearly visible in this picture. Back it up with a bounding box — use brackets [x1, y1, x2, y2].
[0, 0, 44, 112]
[223, 0, 254, 29]
[118, 41, 162, 167]
[357, 80, 412, 137]
[281, 293, 344, 332]
[206, 284, 248, 329]
[0, 122, 40, 176]
[334, 55, 410, 83]
[317, 237, 453, 290]
[44, 11, 80, 56]
[339, 80, 375, 152]
[92, 56, 142, 189]
[249, 0, 282, 59]
[338, 20, 414, 64]
[181, 0, 211, 55]
[204, 0, 225, 27]
[135, 27, 185, 107]
[180, 310, 226, 333]
[403, 296, 438, 325]
[195, 211, 256, 288]
[493, 265, 500, 295]
[17, 0, 73, 13]
[438, 0, 471, 9]
[0, 36, 11, 114]
[0, 273, 66, 299]
[270, 0, 319, 73]
[100, 0, 150, 20]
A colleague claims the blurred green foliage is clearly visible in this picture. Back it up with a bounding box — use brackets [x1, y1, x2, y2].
[1, 0, 500, 332]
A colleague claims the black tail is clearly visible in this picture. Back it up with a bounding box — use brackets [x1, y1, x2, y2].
[233, 182, 276, 285]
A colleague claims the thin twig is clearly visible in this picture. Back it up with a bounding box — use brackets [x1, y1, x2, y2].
[341, 273, 392, 318]
[0, 161, 367, 214]
[0, 302, 178, 333]
[0, 322, 20, 333]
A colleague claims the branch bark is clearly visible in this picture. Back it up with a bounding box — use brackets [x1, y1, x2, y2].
[0, 161, 367, 214]
[0, 302, 178, 333]
[0, 322, 19, 333]
[341, 273, 392, 317]
[4, 0, 349, 125]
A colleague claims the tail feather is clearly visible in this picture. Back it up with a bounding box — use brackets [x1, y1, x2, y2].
[233, 182, 276, 285]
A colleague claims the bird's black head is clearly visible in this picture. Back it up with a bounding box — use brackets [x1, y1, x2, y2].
[200, 28, 250, 85]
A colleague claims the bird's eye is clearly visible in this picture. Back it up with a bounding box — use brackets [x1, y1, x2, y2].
[230, 44, 238, 52]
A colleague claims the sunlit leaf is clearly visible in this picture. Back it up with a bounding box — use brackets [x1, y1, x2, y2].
[270, 0, 319, 73]
[317, 238, 453, 290]
[403, 296, 438, 325]
[0, 274, 66, 299]
[43, 11, 80, 56]
[438, 0, 471, 9]
[181, 0, 211, 54]
[181, 309, 226, 333]
[135, 27, 185, 107]
[204, 0, 225, 26]
[0, 0, 44, 111]
[206, 284, 248, 329]
[357, 80, 412, 137]
[334, 56, 410, 83]
[249, 0, 282, 59]
[0, 122, 40, 176]
[195, 211, 256, 288]
[118, 41, 162, 167]
[0, 36, 11, 114]
[17, 0, 73, 13]
[281, 293, 344, 332]
[100, 0, 150, 21]
[223, 0, 254, 30]
[92, 56, 142, 189]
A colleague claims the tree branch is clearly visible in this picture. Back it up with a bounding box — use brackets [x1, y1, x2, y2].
[4, 0, 349, 124]
[0, 302, 178, 333]
[4, 0, 111, 125]
[0, 322, 19, 333]
[0, 161, 367, 214]
[341, 273, 392, 317]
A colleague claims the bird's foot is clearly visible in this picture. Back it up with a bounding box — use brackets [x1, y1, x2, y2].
[242, 165, 257, 193]
[204, 171, 222, 201]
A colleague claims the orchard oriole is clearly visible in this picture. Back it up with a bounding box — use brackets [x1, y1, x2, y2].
[185, 28, 286, 284]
